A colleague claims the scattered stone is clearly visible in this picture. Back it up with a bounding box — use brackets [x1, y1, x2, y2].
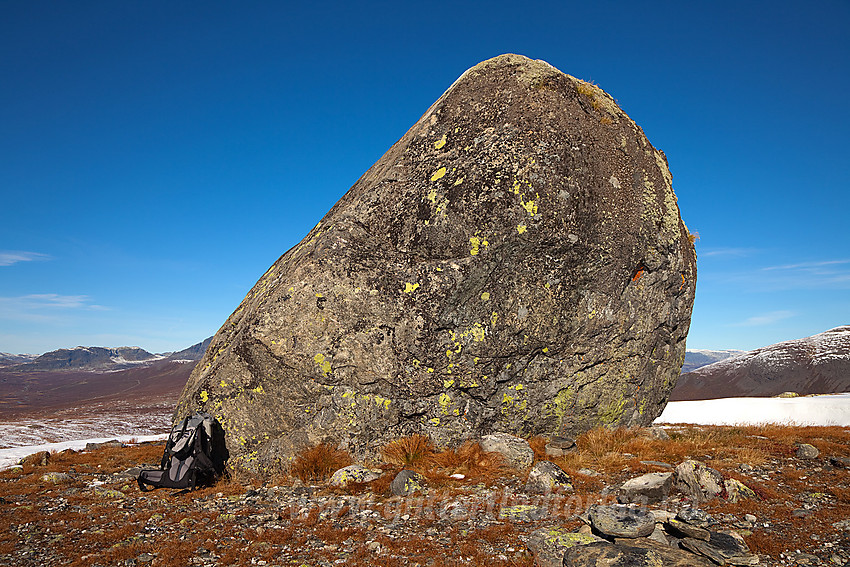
[527, 527, 600, 567]
[675, 459, 724, 502]
[577, 468, 600, 477]
[677, 507, 714, 528]
[564, 540, 713, 567]
[650, 509, 676, 524]
[617, 472, 673, 504]
[833, 519, 850, 531]
[793, 553, 821, 566]
[497, 505, 548, 522]
[666, 518, 710, 541]
[796, 443, 819, 459]
[640, 460, 674, 470]
[589, 504, 655, 539]
[744, 514, 757, 524]
[523, 460, 573, 495]
[85, 440, 124, 451]
[390, 470, 425, 496]
[724, 478, 757, 503]
[646, 427, 671, 441]
[681, 532, 759, 566]
[41, 472, 71, 484]
[19, 451, 50, 467]
[328, 465, 381, 487]
[479, 433, 534, 470]
[646, 524, 671, 546]
[544, 436, 576, 457]
[828, 456, 850, 468]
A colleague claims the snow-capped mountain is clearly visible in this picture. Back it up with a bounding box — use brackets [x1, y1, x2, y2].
[10, 346, 163, 371]
[3, 338, 212, 372]
[681, 349, 746, 373]
[671, 326, 850, 400]
[0, 353, 37, 367]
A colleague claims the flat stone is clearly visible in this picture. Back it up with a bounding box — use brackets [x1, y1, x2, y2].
[527, 527, 601, 567]
[564, 540, 713, 567]
[617, 472, 673, 504]
[666, 518, 711, 541]
[480, 433, 534, 470]
[640, 460, 674, 469]
[829, 456, 850, 468]
[544, 436, 576, 457]
[681, 532, 759, 566]
[589, 504, 655, 539]
[523, 460, 573, 495]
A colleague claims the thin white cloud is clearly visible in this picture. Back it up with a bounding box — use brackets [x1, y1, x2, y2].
[712, 258, 850, 291]
[0, 251, 50, 267]
[0, 294, 107, 322]
[18, 294, 92, 308]
[699, 248, 758, 258]
[731, 310, 795, 327]
[762, 259, 850, 271]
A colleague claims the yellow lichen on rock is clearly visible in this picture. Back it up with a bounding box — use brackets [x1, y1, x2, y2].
[430, 167, 447, 181]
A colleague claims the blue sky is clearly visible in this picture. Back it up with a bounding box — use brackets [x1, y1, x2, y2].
[1, 1, 848, 355]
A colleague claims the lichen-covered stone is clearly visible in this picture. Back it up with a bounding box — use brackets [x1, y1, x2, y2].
[328, 465, 381, 487]
[479, 432, 534, 470]
[564, 540, 713, 567]
[390, 470, 425, 496]
[174, 54, 697, 475]
[524, 460, 573, 495]
[724, 478, 757, 503]
[527, 527, 601, 567]
[675, 459, 724, 502]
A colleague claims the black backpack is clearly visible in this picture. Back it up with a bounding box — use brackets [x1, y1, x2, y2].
[137, 413, 228, 492]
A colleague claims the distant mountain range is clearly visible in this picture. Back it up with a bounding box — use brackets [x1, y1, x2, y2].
[671, 326, 850, 400]
[681, 349, 746, 373]
[2, 328, 848, 408]
[0, 338, 213, 419]
[0, 338, 212, 372]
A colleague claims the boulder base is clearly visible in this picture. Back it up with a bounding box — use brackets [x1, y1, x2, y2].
[174, 54, 697, 474]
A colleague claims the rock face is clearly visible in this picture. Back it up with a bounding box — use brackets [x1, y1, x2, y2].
[174, 54, 697, 474]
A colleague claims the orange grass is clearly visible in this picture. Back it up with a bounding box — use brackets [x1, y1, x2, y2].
[290, 442, 352, 483]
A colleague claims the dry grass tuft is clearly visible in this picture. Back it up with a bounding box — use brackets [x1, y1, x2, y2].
[290, 443, 352, 483]
[428, 440, 512, 485]
[381, 434, 435, 468]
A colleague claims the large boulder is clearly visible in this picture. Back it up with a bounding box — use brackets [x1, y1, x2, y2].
[175, 54, 697, 474]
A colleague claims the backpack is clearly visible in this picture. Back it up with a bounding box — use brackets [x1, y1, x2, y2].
[137, 412, 228, 492]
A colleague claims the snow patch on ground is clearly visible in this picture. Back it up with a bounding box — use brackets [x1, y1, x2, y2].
[655, 393, 850, 426]
[0, 434, 168, 470]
